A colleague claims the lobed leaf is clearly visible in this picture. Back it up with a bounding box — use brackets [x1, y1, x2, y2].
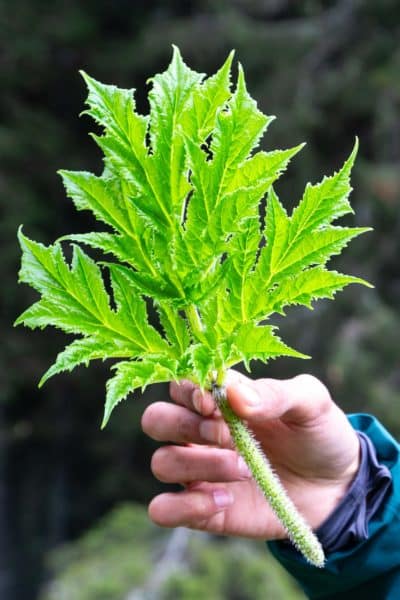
[232, 324, 308, 370]
[102, 357, 178, 428]
[16, 48, 371, 425]
[39, 336, 133, 387]
[266, 267, 372, 315]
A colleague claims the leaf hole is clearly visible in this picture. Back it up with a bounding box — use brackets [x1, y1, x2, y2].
[201, 134, 213, 162]
[145, 128, 154, 156]
[102, 266, 118, 311]
[146, 297, 166, 340]
[181, 189, 193, 228]
[60, 241, 74, 266]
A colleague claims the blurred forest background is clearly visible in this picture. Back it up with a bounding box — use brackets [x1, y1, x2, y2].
[1, 0, 399, 598]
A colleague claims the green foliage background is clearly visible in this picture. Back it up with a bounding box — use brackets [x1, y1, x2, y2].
[39, 503, 303, 600]
[1, 1, 399, 598]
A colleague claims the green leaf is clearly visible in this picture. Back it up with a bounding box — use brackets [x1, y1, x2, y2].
[267, 267, 373, 315]
[16, 231, 113, 336]
[188, 345, 216, 387]
[232, 324, 308, 370]
[157, 302, 190, 356]
[16, 49, 372, 426]
[108, 265, 171, 353]
[102, 357, 178, 428]
[60, 172, 141, 236]
[61, 231, 152, 272]
[80, 70, 175, 235]
[106, 262, 184, 304]
[272, 226, 370, 280]
[224, 218, 261, 323]
[182, 65, 273, 271]
[181, 51, 234, 138]
[39, 336, 133, 387]
[255, 187, 291, 284]
[290, 139, 358, 237]
[80, 71, 146, 144]
[148, 45, 203, 221]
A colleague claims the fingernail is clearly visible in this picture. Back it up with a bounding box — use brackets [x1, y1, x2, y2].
[192, 389, 203, 413]
[238, 455, 251, 479]
[235, 383, 260, 407]
[213, 489, 234, 510]
[199, 420, 221, 445]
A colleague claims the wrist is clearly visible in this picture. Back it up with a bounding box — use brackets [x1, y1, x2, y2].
[305, 435, 362, 531]
[331, 436, 362, 507]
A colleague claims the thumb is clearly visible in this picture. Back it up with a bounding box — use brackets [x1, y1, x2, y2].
[225, 371, 332, 425]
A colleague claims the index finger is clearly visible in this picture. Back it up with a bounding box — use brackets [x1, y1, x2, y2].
[169, 380, 216, 416]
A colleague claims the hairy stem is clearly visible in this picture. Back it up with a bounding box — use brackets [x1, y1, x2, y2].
[212, 383, 325, 568]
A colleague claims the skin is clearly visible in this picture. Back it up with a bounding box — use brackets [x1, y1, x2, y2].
[141, 370, 360, 541]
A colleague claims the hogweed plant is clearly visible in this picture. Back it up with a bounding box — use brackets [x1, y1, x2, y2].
[16, 47, 372, 567]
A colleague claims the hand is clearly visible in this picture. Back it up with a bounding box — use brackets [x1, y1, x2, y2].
[141, 371, 360, 540]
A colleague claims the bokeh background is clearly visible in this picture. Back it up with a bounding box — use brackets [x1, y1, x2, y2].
[1, 1, 399, 598]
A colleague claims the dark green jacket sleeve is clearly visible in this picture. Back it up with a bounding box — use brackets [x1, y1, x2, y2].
[268, 414, 400, 599]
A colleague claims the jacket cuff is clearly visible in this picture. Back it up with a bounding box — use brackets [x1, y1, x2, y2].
[315, 430, 392, 553]
[267, 414, 400, 598]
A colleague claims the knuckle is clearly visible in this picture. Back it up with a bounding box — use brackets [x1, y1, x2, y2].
[184, 493, 210, 519]
[293, 373, 332, 409]
[208, 449, 237, 479]
[294, 373, 319, 387]
[176, 413, 195, 442]
[296, 372, 329, 392]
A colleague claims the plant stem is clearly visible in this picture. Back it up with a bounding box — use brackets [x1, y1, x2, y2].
[212, 383, 325, 568]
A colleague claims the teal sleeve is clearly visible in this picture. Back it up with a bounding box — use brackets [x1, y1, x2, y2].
[267, 414, 400, 599]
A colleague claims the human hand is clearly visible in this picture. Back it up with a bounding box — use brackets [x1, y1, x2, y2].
[141, 371, 360, 540]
